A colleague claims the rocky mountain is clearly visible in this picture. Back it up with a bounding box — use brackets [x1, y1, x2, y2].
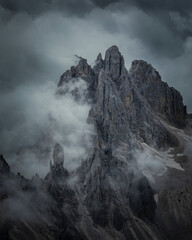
[0, 46, 192, 240]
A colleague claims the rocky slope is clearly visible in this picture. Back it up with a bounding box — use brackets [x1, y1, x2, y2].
[0, 46, 191, 240]
[129, 60, 186, 128]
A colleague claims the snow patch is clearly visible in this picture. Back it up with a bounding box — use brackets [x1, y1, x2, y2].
[135, 142, 184, 183]
[176, 153, 185, 157]
[165, 124, 192, 143]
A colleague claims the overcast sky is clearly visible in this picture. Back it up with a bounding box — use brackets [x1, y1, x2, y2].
[0, 0, 192, 174]
[0, 0, 191, 106]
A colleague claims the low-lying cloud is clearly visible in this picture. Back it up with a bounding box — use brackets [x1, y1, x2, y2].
[0, 79, 94, 178]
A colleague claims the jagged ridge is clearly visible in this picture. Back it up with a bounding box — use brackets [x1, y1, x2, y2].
[0, 46, 191, 240]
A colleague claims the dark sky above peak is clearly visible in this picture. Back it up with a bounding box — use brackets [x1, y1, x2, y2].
[0, 0, 192, 166]
[0, 0, 191, 105]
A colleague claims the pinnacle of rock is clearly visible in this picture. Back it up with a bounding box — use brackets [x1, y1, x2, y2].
[0, 154, 10, 174]
[104, 45, 125, 79]
[96, 53, 103, 61]
[94, 53, 104, 73]
[53, 143, 64, 167]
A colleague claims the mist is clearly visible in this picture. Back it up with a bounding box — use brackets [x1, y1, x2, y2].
[0, 79, 94, 178]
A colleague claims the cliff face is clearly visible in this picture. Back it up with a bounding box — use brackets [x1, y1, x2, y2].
[0, 46, 191, 240]
[59, 46, 181, 148]
[129, 60, 187, 128]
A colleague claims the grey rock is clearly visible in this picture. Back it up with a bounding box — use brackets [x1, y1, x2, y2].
[129, 60, 187, 128]
[53, 143, 64, 167]
[93, 53, 104, 73]
[58, 58, 95, 87]
[30, 173, 43, 189]
[45, 143, 68, 183]
[104, 45, 125, 81]
[0, 45, 190, 240]
[0, 155, 10, 175]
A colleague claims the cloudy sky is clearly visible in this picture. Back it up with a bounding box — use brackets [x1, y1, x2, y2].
[0, 0, 192, 100]
[0, 0, 192, 175]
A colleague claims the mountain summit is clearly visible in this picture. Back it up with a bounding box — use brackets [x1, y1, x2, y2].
[0, 46, 192, 240]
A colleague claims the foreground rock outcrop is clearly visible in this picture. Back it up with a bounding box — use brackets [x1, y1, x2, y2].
[0, 46, 191, 240]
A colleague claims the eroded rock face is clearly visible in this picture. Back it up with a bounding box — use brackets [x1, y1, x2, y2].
[56, 46, 190, 240]
[53, 143, 64, 167]
[56, 46, 188, 239]
[104, 45, 125, 81]
[58, 58, 95, 86]
[129, 60, 187, 128]
[0, 46, 190, 240]
[0, 155, 10, 175]
[45, 143, 68, 182]
[93, 53, 104, 73]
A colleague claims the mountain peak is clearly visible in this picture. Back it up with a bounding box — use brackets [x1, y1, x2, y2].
[105, 45, 120, 53]
[53, 143, 64, 167]
[130, 59, 160, 80]
[96, 53, 103, 61]
[94, 53, 104, 72]
[0, 154, 10, 174]
[104, 45, 125, 79]
[129, 59, 186, 127]
[0, 46, 191, 240]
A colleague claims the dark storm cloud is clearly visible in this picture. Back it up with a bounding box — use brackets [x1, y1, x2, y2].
[133, 0, 192, 13]
[1, 0, 192, 18]
[92, 0, 192, 13]
[0, 0, 94, 16]
[87, 0, 192, 61]
[2, 0, 192, 13]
